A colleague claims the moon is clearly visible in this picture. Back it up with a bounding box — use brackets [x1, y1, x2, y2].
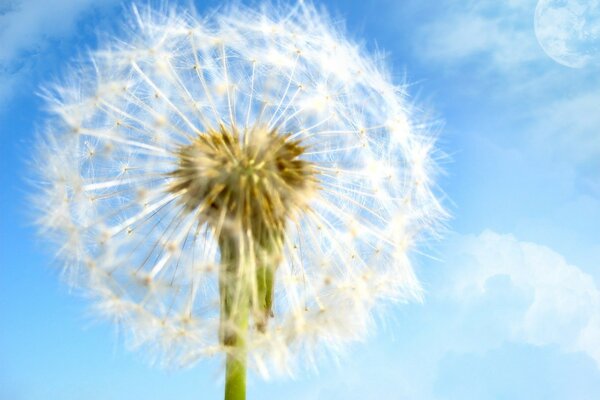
[534, 0, 600, 68]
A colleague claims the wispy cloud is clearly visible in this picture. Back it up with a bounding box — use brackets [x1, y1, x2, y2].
[0, 0, 119, 108]
[412, 0, 600, 189]
[528, 89, 600, 164]
[415, 1, 542, 71]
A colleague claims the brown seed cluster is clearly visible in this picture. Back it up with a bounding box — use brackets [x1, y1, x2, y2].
[169, 126, 317, 244]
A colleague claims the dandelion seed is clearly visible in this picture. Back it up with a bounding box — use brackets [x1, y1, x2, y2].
[34, 2, 444, 399]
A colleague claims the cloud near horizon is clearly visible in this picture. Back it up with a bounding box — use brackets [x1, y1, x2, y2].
[276, 229, 600, 399]
[439, 230, 600, 367]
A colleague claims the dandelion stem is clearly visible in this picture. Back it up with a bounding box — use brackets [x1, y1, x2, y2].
[225, 344, 247, 400]
[219, 232, 282, 400]
[220, 236, 249, 400]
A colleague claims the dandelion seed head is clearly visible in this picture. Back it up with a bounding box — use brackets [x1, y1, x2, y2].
[34, 2, 445, 376]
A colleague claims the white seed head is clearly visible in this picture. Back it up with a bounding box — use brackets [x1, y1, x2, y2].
[34, 2, 445, 375]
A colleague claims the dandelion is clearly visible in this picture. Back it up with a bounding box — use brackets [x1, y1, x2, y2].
[34, 2, 444, 399]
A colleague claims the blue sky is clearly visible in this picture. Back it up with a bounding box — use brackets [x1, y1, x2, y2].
[1, 0, 599, 399]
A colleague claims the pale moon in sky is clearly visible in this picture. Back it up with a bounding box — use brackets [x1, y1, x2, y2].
[534, 0, 600, 68]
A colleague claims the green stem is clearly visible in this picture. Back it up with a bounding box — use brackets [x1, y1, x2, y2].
[223, 293, 248, 400]
[220, 237, 249, 400]
[219, 233, 283, 400]
[225, 347, 246, 400]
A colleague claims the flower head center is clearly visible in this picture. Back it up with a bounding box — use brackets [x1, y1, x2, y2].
[169, 126, 317, 241]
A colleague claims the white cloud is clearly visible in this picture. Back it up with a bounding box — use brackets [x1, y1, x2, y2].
[415, 1, 543, 70]
[0, 0, 119, 107]
[443, 230, 600, 365]
[1, 0, 88, 63]
[529, 90, 600, 164]
[411, 0, 600, 207]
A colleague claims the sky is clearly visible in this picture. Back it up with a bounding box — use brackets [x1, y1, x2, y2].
[1, 0, 599, 399]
